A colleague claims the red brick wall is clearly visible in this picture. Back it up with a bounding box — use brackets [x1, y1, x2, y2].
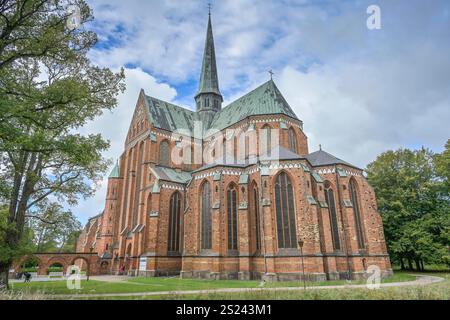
[75, 101, 391, 279]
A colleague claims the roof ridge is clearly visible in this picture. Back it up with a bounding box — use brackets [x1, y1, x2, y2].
[221, 80, 272, 110]
[145, 94, 195, 114]
[207, 79, 298, 131]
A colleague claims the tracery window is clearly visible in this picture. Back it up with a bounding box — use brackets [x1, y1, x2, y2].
[288, 127, 298, 153]
[159, 140, 170, 167]
[201, 181, 212, 250]
[251, 185, 261, 251]
[261, 124, 272, 156]
[274, 172, 297, 249]
[349, 179, 365, 249]
[227, 184, 238, 251]
[168, 192, 182, 253]
[324, 182, 341, 251]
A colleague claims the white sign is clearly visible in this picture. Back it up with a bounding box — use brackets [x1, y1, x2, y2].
[139, 257, 147, 271]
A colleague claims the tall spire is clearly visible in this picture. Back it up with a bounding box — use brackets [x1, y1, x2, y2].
[196, 13, 221, 99]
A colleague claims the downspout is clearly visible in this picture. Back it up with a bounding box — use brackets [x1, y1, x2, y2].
[335, 165, 351, 280]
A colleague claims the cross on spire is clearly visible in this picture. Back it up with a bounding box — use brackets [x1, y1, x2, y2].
[208, 3, 212, 15]
[268, 69, 274, 80]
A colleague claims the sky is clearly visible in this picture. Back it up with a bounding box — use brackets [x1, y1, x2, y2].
[73, 0, 450, 224]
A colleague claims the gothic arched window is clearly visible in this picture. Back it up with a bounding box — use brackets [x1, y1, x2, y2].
[168, 192, 182, 253]
[159, 140, 170, 167]
[288, 128, 298, 154]
[222, 138, 227, 164]
[233, 136, 238, 163]
[251, 184, 261, 252]
[274, 172, 297, 249]
[349, 179, 365, 249]
[324, 182, 341, 251]
[227, 184, 238, 251]
[245, 135, 250, 162]
[261, 124, 272, 156]
[132, 142, 145, 227]
[201, 181, 212, 250]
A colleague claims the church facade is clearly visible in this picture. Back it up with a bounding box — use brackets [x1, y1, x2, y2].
[77, 14, 392, 281]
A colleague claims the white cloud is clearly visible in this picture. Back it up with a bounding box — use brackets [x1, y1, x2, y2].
[73, 0, 450, 223]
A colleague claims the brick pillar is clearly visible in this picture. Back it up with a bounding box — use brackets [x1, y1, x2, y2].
[260, 174, 276, 278]
[238, 184, 250, 280]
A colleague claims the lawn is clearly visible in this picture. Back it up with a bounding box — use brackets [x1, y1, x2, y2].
[87, 273, 450, 301]
[8, 272, 415, 296]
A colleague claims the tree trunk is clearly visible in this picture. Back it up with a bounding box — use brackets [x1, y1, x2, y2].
[407, 258, 413, 270]
[420, 260, 425, 271]
[400, 258, 405, 270]
[415, 259, 421, 271]
[0, 261, 11, 290]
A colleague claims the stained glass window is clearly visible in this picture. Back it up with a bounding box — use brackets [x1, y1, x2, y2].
[274, 172, 297, 248]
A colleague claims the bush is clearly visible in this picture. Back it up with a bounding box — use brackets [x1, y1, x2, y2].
[47, 267, 64, 273]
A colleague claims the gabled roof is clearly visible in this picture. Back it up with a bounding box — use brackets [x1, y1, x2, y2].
[209, 80, 299, 131]
[150, 165, 192, 184]
[306, 149, 359, 169]
[144, 79, 298, 135]
[145, 95, 196, 133]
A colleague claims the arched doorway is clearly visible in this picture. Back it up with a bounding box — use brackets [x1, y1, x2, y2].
[100, 261, 109, 275]
[19, 257, 41, 276]
[71, 257, 90, 277]
[47, 262, 65, 277]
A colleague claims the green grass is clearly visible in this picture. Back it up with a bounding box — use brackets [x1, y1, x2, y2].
[85, 273, 450, 301]
[10, 272, 414, 296]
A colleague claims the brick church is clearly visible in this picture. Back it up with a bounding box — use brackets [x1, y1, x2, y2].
[77, 13, 392, 281]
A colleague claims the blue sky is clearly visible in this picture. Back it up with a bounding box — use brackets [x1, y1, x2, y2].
[72, 0, 450, 224]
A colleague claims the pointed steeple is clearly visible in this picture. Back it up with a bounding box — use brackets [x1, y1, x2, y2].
[196, 13, 221, 99]
[195, 12, 223, 128]
[108, 161, 120, 178]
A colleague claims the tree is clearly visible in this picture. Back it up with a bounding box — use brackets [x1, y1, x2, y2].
[434, 139, 450, 189]
[366, 145, 450, 270]
[28, 203, 82, 253]
[0, 0, 125, 289]
[0, 0, 94, 69]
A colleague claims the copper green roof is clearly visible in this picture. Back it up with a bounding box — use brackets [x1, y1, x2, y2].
[145, 95, 196, 133]
[209, 80, 299, 131]
[151, 165, 192, 184]
[196, 14, 221, 98]
[108, 162, 120, 178]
